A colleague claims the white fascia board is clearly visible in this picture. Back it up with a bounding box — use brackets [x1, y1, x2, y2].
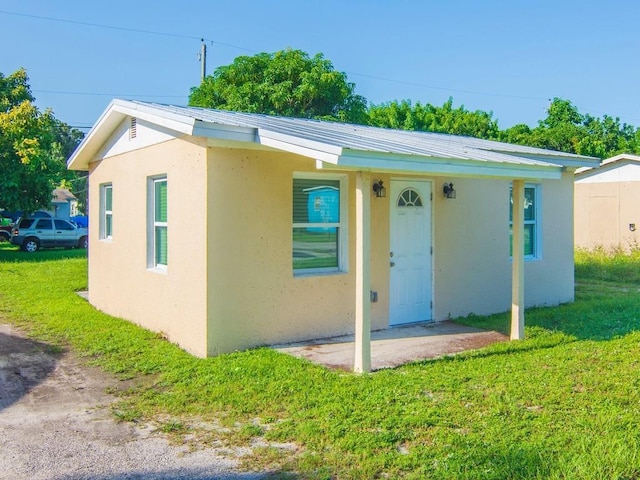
[68, 104, 127, 170]
[67, 99, 195, 170]
[509, 152, 601, 168]
[110, 100, 195, 135]
[329, 151, 562, 180]
[192, 120, 257, 144]
[256, 129, 342, 163]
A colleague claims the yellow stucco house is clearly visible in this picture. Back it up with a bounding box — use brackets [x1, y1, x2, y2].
[575, 153, 640, 250]
[68, 100, 598, 372]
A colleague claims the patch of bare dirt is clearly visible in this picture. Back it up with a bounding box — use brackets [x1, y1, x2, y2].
[0, 323, 264, 480]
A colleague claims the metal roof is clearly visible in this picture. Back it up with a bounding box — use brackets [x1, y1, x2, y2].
[68, 99, 600, 178]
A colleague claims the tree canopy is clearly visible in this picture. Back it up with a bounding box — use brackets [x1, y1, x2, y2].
[189, 49, 640, 160]
[499, 98, 640, 158]
[189, 49, 367, 123]
[367, 98, 500, 139]
[0, 68, 84, 214]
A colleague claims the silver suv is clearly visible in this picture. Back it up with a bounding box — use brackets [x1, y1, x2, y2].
[10, 217, 88, 252]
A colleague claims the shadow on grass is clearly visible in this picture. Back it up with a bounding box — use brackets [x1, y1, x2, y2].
[0, 330, 59, 411]
[456, 283, 640, 350]
[0, 243, 86, 263]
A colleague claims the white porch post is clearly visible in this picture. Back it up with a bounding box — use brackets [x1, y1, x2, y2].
[354, 171, 372, 373]
[511, 179, 525, 340]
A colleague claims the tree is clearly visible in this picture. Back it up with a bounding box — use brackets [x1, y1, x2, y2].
[367, 98, 500, 139]
[499, 98, 640, 158]
[189, 49, 368, 123]
[0, 68, 83, 213]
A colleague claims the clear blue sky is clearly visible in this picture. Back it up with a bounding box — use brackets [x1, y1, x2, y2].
[2, 0, 639, 132]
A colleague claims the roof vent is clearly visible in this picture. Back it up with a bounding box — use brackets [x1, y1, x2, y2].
[129, 117, 137, 139]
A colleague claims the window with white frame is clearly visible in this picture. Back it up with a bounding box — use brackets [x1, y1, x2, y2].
[292, 173, 347, 274]
[510, 184, 540, 258]
[99, 184, 113, 239]
[148, 176, 168, 268]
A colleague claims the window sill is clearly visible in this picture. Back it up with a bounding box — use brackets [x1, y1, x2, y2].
[294, 269, 347, 278]
[147, 265, 168, 274]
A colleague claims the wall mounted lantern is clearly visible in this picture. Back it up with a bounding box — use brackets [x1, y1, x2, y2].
[373, 180, 386, 198]
[443, 182, 456, 199]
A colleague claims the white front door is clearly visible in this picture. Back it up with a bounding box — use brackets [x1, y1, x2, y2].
[389, 180, 432, 326]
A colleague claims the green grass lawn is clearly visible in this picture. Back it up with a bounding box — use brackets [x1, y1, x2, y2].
[1, 241, 640, 479]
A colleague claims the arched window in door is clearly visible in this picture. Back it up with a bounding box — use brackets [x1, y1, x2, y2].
[397, 188, 423, 207]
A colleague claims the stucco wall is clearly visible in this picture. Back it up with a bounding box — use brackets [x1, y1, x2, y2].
[575, 180, 640, 250]
[87, 136, 209, 357]
[204, 149, 576, 354]
[432, 172, 575, 318]
[206, 149, 359, 354]
[87, 135, 577, 357]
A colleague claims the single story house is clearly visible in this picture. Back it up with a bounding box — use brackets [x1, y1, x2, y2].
[68, 100, 598, 372]
[575, 153, 640, 250]
[48, 188, 79, 220]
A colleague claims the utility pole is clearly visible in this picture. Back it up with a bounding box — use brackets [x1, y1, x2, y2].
[199, 39, 207, 81]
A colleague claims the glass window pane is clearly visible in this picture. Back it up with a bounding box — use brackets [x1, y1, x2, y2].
[524, 224, 535, 256]
[105, 186, 112, 211]
[54, 219, 74, 230]
[293, 178, 340, 224]
[37, 219, 52, 229]
[155, 226, 168, 265]
[293, 227, 338, 270]
[105, 214, 112, 237]
[155, 180, 167, 223]
[524, 188, 535, 222]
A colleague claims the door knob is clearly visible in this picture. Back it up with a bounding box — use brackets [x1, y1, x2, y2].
[390, 261, 395, 267]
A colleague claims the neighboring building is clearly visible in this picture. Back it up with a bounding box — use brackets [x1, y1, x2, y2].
[48, 188, 78, 220]
[575, 154, 639, 251]
[68, 100, 598, 371]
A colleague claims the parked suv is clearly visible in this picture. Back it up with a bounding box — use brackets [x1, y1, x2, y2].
[10, 217, 88, 252]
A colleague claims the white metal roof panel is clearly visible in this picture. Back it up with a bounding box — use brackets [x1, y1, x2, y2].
[68, 99, 599, 177]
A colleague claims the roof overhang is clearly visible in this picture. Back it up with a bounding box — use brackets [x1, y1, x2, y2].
[68, 99, 595, 181]
[316, 150, 564, 180]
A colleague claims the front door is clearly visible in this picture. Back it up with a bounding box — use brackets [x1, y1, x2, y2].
[389, 180, 432, 325]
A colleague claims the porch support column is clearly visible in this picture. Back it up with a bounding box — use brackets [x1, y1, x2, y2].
[354, 171, 372, 373]
[511, 179, 525, 340]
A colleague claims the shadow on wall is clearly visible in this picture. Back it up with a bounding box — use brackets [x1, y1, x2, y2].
[0, 331, 58, 412]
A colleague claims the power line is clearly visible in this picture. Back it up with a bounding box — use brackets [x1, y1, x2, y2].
[0, 9, 554, 104]
[4, 9, 639, 125]
[0, 9, 252, 51]
[33, 89, 188, 99]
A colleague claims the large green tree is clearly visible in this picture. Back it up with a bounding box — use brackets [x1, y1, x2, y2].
[500, 98, 640, 158]
[189, 49, 367, 123]
[0, 68, 83, 214]
[367, 97, 500, 139]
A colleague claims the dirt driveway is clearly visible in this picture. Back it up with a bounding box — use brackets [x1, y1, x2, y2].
[0, 323, 264, 480]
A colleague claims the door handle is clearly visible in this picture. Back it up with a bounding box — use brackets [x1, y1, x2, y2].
[390, 261, 395, 267]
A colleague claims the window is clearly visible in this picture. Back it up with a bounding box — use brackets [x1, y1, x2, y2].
[397, 188, 423, 207]
[292, 174, 347, 274]
[54, 219, 74, 230]
[148, 176, 168, 268]
[36, 218, 52, 229]
[510, 184, 540, 258]
[100, 184, 113, 239]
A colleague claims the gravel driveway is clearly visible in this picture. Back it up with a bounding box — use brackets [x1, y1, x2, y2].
[0, 323, 266, 480]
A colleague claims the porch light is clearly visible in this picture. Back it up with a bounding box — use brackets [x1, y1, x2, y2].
[443, 182, 456, 199]
[372, 180, 386, 198]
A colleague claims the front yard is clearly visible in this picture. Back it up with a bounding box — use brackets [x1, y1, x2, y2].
[1, 243, 639, 479]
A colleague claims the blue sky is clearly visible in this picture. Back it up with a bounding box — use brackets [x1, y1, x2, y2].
[2, 0, 639, 131]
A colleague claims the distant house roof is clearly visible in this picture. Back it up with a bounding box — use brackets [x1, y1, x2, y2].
[68, 99, 599, 179]
[51, 188, 77, 203]
[575, 153, 638, 177]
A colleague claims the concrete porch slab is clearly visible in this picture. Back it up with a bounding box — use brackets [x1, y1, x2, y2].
[273, 321, 508, 371]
